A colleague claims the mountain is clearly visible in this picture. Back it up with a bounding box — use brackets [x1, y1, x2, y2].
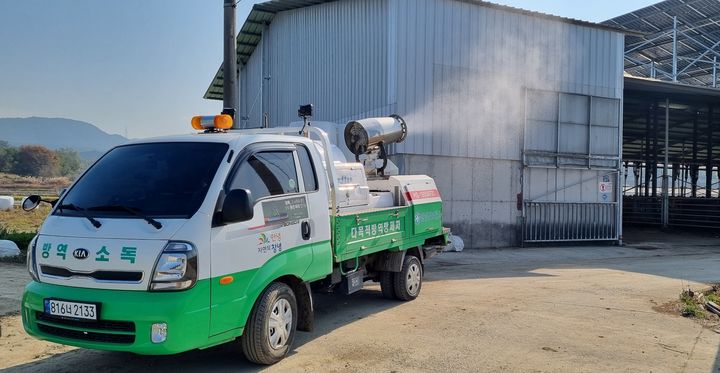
[0, 117, 128, 159]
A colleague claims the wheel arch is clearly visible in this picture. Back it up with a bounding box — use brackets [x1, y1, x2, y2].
[273, 275, 314, 332]
[406, 246, 425, 262]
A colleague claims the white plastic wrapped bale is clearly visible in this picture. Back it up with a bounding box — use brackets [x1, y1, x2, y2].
[0, 196, 13, 211]
[444, 234, 465, 252]
[0, 240, 20, 258]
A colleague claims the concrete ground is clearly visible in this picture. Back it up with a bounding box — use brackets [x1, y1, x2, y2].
[2, 230, 720, 372]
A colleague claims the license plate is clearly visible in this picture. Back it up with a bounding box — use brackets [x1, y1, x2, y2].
[44, 299, 98, 321]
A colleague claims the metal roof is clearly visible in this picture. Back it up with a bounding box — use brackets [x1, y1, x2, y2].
[623, 75, 720, 165]
[603, 0, 720, 87]
[204, 0, 629, 100]
[204, 0, 337, 100]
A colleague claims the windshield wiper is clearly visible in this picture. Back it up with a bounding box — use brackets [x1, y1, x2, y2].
[58, 203, 102, 228]
[88, 205, 163, 230]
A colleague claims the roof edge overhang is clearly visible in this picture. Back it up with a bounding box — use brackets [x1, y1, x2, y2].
[204, 0, 340, 100]
[625, 75, 720, 100]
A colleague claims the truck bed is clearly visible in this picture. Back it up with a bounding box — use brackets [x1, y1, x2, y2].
[331, 202, 445, 262]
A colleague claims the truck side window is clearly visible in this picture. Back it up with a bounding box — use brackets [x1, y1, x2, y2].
[296, 145, 318, 192]
[229, 151, 299, 201]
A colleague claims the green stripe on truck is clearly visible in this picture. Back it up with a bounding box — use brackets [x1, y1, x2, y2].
[22, 240, 332, 354]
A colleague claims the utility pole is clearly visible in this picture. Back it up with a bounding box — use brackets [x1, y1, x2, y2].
[223, 0, 238, 124]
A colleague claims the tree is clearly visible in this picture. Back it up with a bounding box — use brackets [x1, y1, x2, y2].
[56, 148, 82, 177]
[0, 141, 17, 173]
[11, 145, 59, 177]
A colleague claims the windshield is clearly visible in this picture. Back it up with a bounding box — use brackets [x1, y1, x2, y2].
[56, 142, 229, 218]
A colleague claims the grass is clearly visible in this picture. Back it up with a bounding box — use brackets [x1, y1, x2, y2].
[682, 302, 705, 318]
[0, 172, 66, 263]
[0, 205, 52, 233]
[707, 293, 719, 305]
[0, 205, 52, 263]
[680, 290, 706, 318]
[0, 172, 70, 192]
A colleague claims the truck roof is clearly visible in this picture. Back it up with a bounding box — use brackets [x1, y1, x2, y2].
[123, 129, 316, 149]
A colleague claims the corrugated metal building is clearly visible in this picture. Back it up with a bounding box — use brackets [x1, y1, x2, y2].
[205, 0, 626, 248]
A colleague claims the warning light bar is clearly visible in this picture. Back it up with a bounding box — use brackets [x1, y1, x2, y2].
[191, 114, 233, 131]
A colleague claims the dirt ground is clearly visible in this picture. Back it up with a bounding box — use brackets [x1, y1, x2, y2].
[2, 230, 720, 372]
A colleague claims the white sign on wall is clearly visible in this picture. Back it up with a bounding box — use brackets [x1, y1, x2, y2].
[599, 175, 612, 203]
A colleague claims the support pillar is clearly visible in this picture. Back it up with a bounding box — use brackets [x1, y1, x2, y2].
[662, 98, 670, 228]
[692, 113, 699, 197]
[707, 105, 714, 198]
[672, 16, 678, 82]
[644, 103, 652, 197]
[672, 162, 679, 197]
[652, 103, 659, 197]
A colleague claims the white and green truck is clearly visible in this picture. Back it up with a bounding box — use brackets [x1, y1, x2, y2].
[21, 111, 448, 364]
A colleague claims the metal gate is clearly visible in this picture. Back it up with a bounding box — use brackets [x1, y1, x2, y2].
[522, 89, 622, 244]
[524, 202, 618, 242]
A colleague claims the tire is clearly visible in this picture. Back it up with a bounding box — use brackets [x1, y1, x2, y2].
[241, 282, 297, 365]
[379, 271, 396, 299]
[393, 255, 423, 301]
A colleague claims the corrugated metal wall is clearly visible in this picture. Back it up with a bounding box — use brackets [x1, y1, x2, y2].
[392, 0, 624, 157]
[239, 0, 393, 128]
[391, 0, 624, 247]
[239, 38, 264, 128]
[237, 0, 625, 247]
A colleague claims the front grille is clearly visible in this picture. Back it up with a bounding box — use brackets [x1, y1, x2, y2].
[37, 323, 135, 344]
[40, 265, 143, 282]
[36, 312, 135, 332]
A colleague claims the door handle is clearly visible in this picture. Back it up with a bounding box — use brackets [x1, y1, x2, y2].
[301, 221, 311, 240]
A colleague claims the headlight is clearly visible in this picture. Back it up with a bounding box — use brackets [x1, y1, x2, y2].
[27, 236, 39, 282]
[149, 242, 197, 291]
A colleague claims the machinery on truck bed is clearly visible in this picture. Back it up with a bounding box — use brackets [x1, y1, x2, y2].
[20, 107, 448, 365]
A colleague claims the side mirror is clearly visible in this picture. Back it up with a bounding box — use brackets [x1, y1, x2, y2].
[222, 189, 254, 223]
[22, 195, 42, 211]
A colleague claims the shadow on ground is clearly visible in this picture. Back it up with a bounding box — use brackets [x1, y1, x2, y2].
[1, 288, 401, 372]
[3, 227, 720, 372]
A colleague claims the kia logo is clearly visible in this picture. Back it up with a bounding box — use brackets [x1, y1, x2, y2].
[73, 248, 89, 260]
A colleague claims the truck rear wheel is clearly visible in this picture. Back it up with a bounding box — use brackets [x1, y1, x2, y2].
[379, 271, 396, 299]
[241, 282, 297, 365]
[393, 255, 422, 301]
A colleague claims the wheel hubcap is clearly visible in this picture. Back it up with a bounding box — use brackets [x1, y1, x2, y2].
[268, 298, 292, 349]
[406, 263, 421, 295]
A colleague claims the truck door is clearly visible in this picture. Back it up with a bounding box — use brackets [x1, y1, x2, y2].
[209, 143, 329, 335]
[294, 143, 332, 281]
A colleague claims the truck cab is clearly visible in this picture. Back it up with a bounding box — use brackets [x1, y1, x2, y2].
[21, 114, 447, 365]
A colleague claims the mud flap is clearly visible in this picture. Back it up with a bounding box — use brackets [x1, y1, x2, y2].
[296, 282, 314, 332]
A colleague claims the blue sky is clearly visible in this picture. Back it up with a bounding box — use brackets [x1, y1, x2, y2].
[0, 0, 657, 138]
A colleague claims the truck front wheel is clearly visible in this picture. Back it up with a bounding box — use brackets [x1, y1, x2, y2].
[393, 255, 423, 301]
[241, 282, 297, 365]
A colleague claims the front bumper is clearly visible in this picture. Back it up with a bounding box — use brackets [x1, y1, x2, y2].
[22, 280, 214, 355]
